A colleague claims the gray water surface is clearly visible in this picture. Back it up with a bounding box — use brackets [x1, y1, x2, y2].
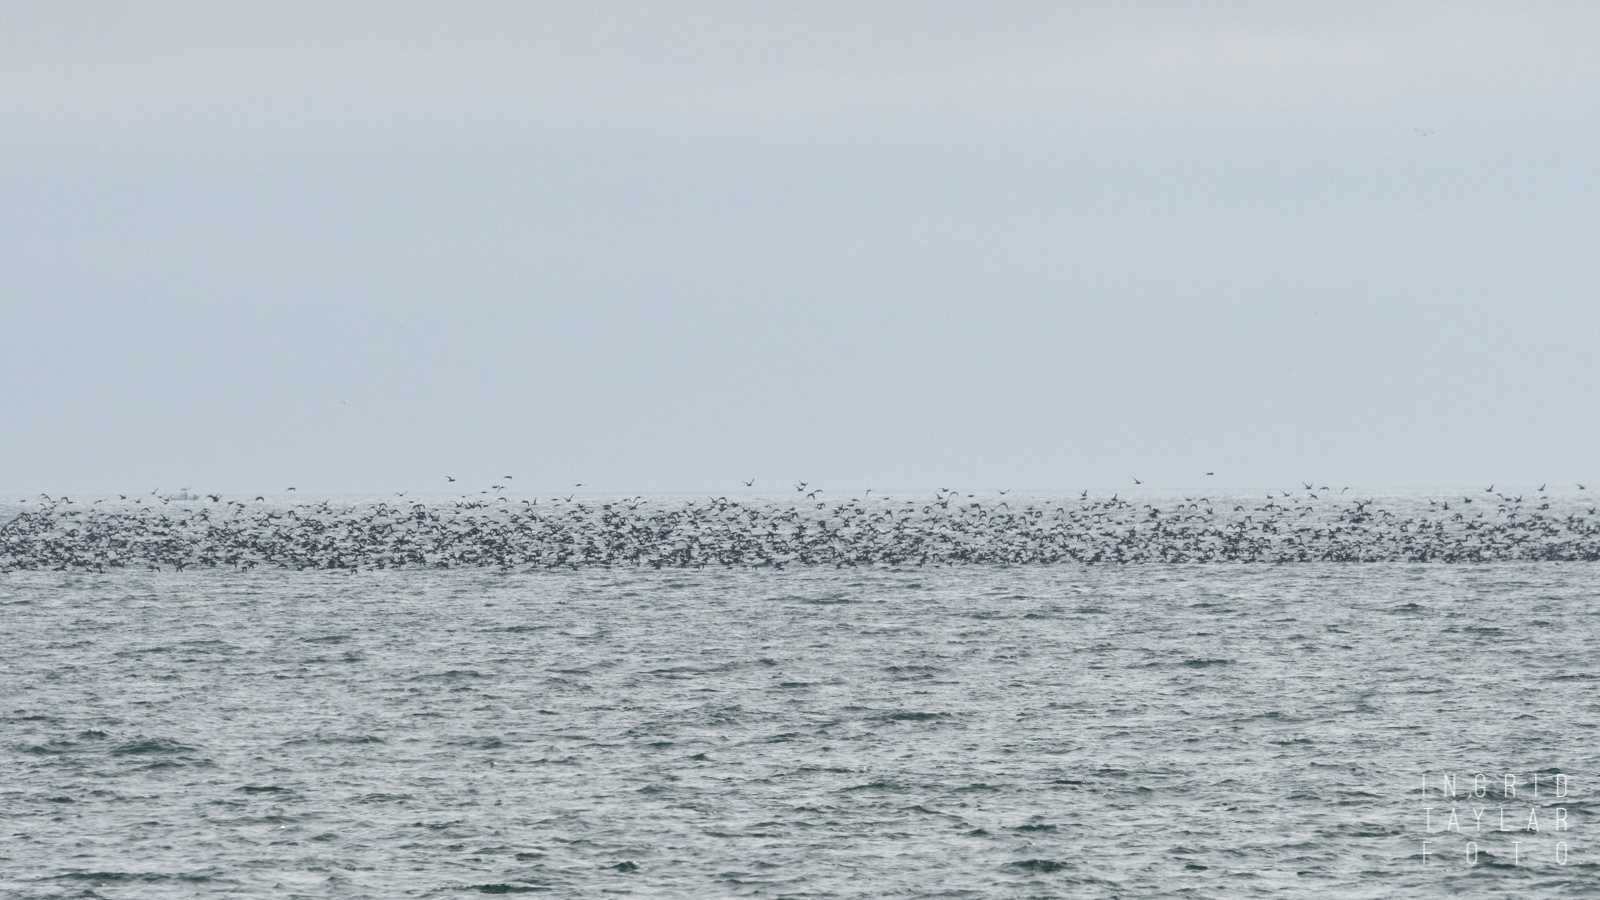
[4, 565, 1598, 897]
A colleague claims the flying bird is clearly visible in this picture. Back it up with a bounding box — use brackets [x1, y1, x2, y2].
[743, 479, 754, 487]
[1133, 478, 1143, 485]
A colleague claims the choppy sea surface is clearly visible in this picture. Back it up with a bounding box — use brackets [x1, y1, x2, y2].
[4, 562, 1599, 898]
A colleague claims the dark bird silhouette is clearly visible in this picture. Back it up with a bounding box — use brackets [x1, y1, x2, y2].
[447, 476, 456, 482]
[743, 479, 755, 487]
[1133, 478, 1143, 485]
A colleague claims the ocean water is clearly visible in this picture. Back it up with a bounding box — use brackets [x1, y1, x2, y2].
[4, 563, 1598, 898]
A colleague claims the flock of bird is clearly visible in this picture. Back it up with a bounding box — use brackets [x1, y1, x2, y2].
[4, 483, 1599, 571]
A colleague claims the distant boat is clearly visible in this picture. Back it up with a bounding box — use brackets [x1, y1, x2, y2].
[167, 488, 199, 501]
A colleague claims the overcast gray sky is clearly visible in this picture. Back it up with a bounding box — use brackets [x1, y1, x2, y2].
[2, 1, 1596, 495]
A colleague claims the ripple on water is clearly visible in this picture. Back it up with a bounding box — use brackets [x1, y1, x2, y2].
[2, 564, 1598, 898]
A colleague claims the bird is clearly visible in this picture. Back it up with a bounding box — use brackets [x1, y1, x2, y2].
[287, 487, 296, 491]
[447, 476, 456, 482]
[1580, 484, 1588, 490]
[1415, 129, 1435, 136]
[1133, 478, 1143, 485]
[1205, 472, 1214, 476]
[14, 474, 1600, 573]
[743, 479, 755, 487]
